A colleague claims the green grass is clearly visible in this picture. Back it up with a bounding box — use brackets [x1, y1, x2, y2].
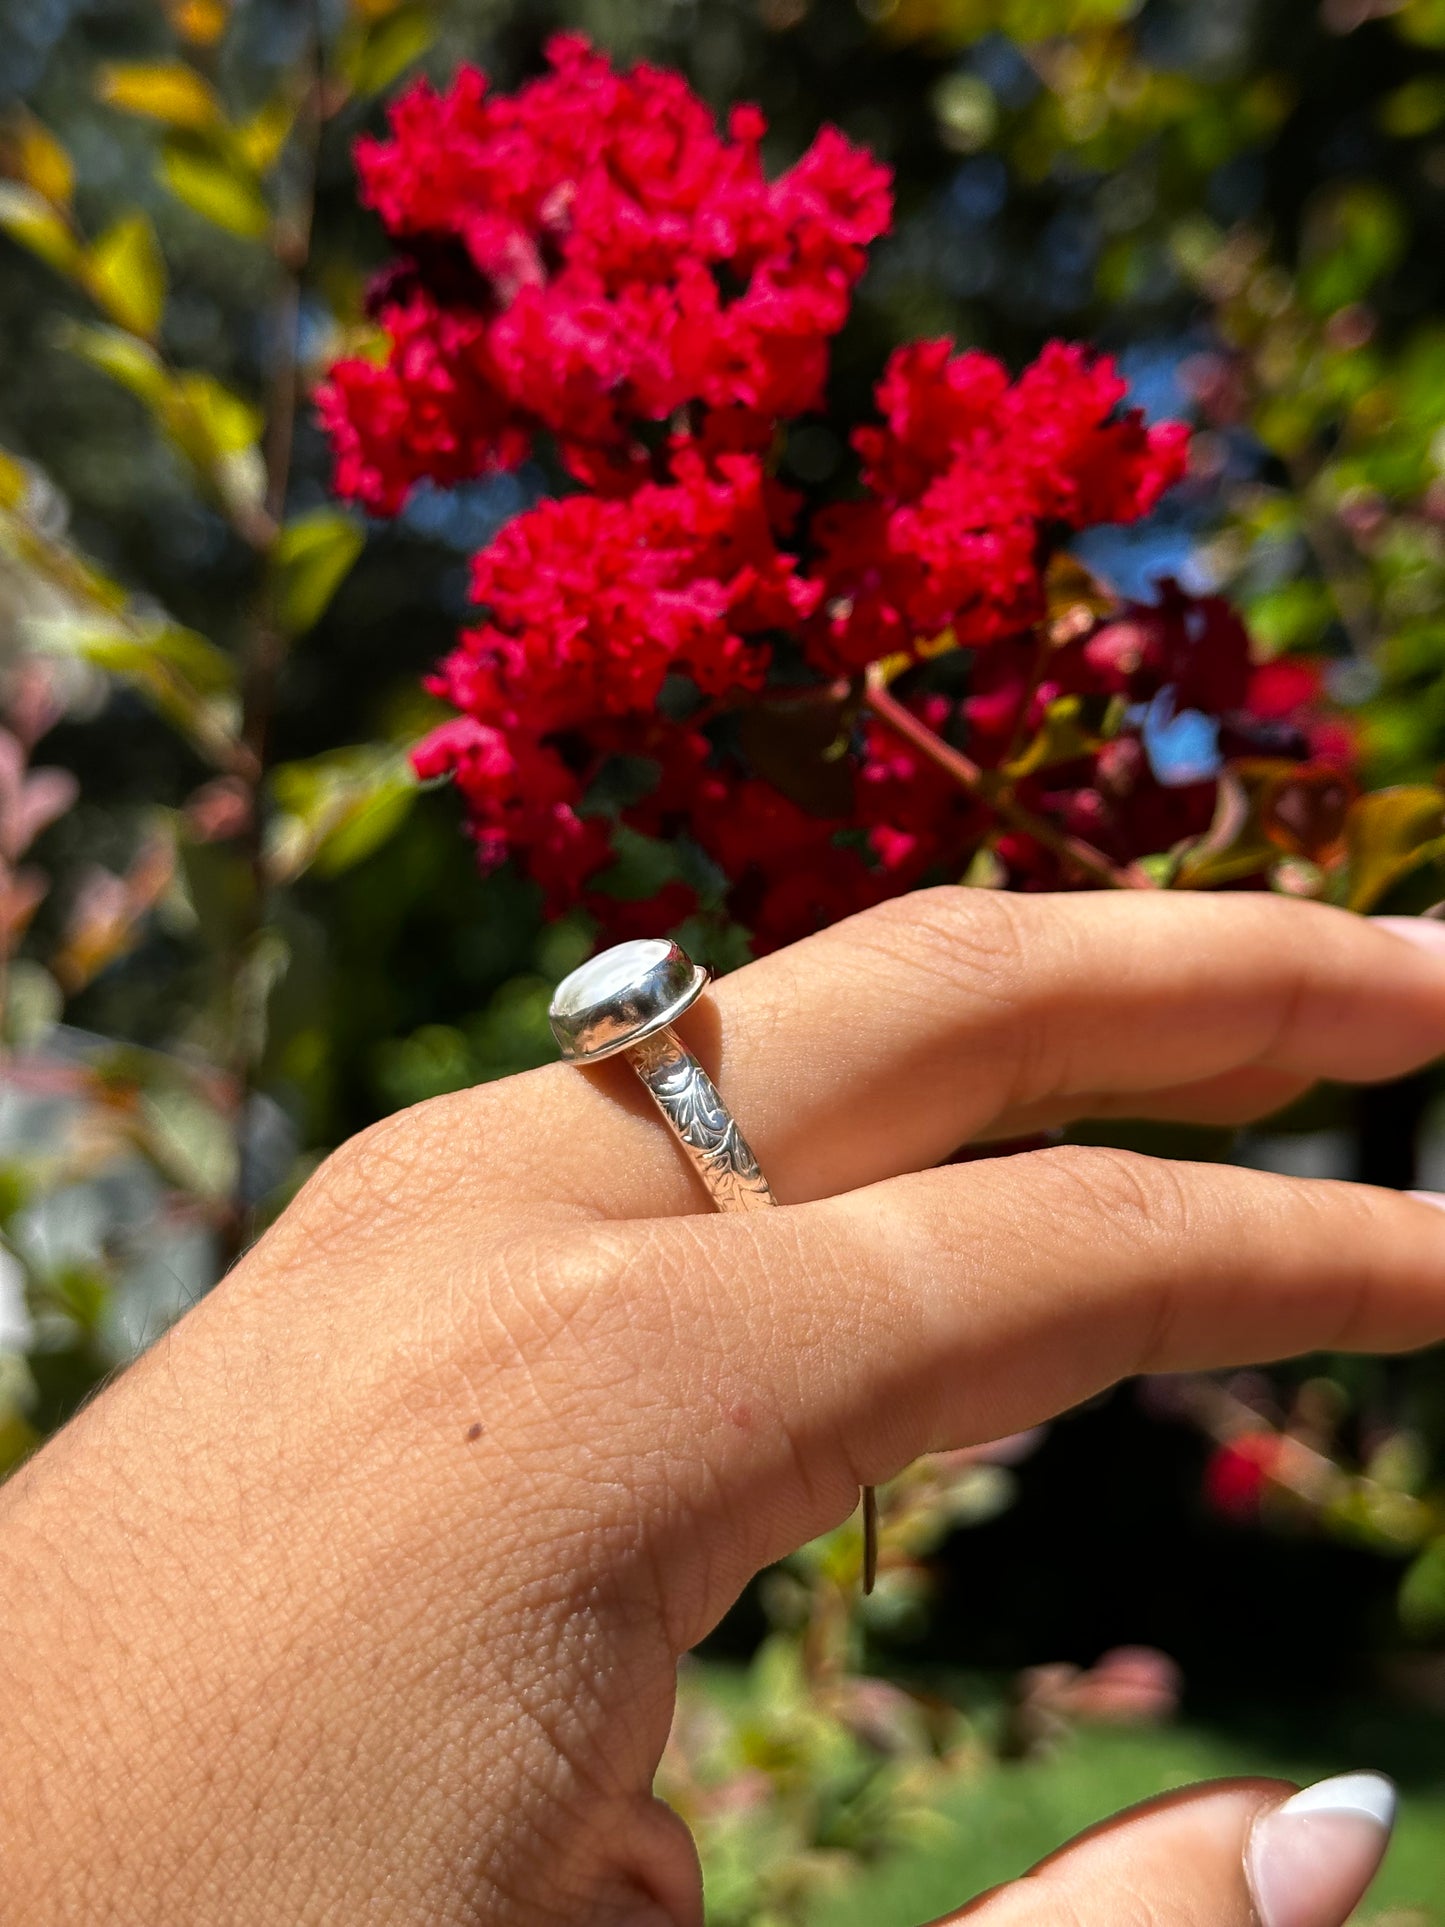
[805, 1715, 1445, 1926]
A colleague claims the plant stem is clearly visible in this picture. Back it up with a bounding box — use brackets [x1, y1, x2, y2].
[242, 34, 326, 774]
[218, 9, 326, 1271]
[862, 665, 1156, 892]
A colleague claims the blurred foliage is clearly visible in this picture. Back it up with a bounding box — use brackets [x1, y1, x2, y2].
[804, 1705, 1445, 1923]
[4, 0, 1445, 1916]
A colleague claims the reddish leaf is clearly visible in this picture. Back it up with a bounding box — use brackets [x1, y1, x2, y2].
[738, 690, 855, 818]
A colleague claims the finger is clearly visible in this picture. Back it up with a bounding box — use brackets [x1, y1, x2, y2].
[933, 1772, 1395, 1927]
[402, 892, 1445, 1223]
[572, 1155, 1445, 1636]
[976, 1063, 1312, 1136]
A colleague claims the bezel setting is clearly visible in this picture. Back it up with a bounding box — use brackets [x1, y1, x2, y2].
[548, 937, 710, 1063]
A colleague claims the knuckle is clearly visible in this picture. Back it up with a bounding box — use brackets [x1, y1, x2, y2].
[287, 1108, 431, 1248]
[491, 1220, 637, 1359]
[846, 884, 1038, 1001]
[1022, 1143, 1192, 1244]
[488, 1217, 717, 1382]
[278, 1086, 506, 1257]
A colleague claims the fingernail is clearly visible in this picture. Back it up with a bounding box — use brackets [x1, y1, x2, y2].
[1247, 1771, 1396, 1927]
[1408, 1191, 1445, 1212]
[1372, 913, 1445, 956]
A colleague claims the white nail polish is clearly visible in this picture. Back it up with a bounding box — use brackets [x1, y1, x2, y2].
[1247, 1771, 1396, 1927]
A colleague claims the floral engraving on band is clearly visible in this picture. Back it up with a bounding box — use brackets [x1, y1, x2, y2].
[631, 1031, 775, 1214]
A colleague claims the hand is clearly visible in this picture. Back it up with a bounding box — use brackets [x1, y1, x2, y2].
[3, 889, 1442, 1926]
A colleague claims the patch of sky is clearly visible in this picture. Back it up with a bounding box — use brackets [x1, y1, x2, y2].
[947, 154, 1010, 227]
[296, 296, 337, 373]
[968, 33, 1040, 110]
[1074, 519, 1210, 600]
[1130, 685, 1224, 786]
[1043, 206, 1100, 280]
[402, 467, 547, 551]
[1072, 333, 1210, 603]
[1115, 337, 1192, 422]
[1039, 206, 1100, 310]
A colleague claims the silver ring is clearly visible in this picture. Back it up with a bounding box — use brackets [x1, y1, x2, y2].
[549, 937, 877, 1590]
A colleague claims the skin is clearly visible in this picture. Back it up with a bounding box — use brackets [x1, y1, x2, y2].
[4, 886, 1445, 1925]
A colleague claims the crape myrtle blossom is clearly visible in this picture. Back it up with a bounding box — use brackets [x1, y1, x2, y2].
[317, 34, 892, 512]
[323, 40, 1345, 954]
[810, 339, 1190, 670]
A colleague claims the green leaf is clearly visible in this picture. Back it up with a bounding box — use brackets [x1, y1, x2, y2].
[86, 211, 167, 338]
[1003, 694, 1103, 779]
[0, 181, 83, 279]
[98, 61, 223, 131]
[1379, 74, 1445, 137]
[268, 746, 417, 882]
[313, 782, 416, 875]
[171, 373, 266, 519]
[10, 111, 75, 209]
[1400, 1535, 1445, 1635]
[1241, 580, 1333, 654]
[59, 321, 170, 411]
[0, 446, 29, 510]
[270, 510, 366, 638]
[339, 3, 438, 98]
[590, 826, 687, 906]
[1343, 785, 1445, 911]
[53, 618, 239, 761]
[159, 133, 270, 239]
[2, 959, 61, 1050]
[171, 371, 262, 456]
[235, 96, 295, 176]
[1396, 0, 1445, 46]
[0, 1356, 41, 1478]
[138, 1083, 238, 1201]
[1174, 766, 1281, 889]
[1300, 183, 1406, 315]
[146, 622, 238, 697]
[58, 324, 263, 515]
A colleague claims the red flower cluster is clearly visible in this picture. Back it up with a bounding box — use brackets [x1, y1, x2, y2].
[323, 41, 1340, 954]
[317, 35, 891, 513]
[813, 340, 1189, 670]
[435, 449, 816, 736]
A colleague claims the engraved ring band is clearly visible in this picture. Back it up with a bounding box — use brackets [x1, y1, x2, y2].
[548, 936, 878, 1593]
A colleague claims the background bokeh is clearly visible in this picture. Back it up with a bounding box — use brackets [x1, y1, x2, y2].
[5, 0, 1445, 1919]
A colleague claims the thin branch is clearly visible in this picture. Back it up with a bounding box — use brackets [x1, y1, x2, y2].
[862, 665, 1157, 892]
[219, 4, 326, 1269]
[242, 30, 326, 771]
